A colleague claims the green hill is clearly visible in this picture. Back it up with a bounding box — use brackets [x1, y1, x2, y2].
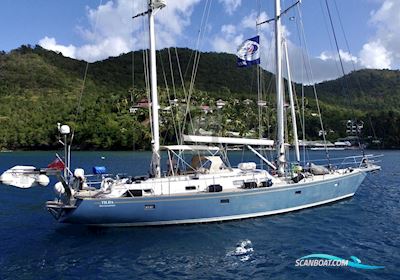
[313, 69, 400, 111]
[0, 45, 399, 150]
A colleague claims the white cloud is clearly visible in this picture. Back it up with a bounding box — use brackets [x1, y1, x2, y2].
[212, 37, 239, 53]
[360, 40, 391, 69]
[318, 52, 330, 61]
[218, 0, 242, 15]
[358, 0, 400, 69]
[156, 0, 201, 41]
[38, 37, 76, 58]
[241, 11, 258, 30]
[306, 57, 359, 83]
[211, 24, 243, 53]
[286, 45, 364, 83]
[210, 0, 400, 82]
[76, 37, 132, 62]
[339, 50, 358, 63]
[211, 9, 272, 53]
[221, 24, 236, 36]
[289, 0, 400, 81]
[38, 0, 200, 62]
[242, 11, 270, 32]
[318, 49, 358, 63]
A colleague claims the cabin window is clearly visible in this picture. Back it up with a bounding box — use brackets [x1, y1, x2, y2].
[207, 184, 223, 192]
[186, 186, 196, 190]
[233, 180, 244, 186]
[220, 199, 230, 204]
[124, 190, 143, 197]
[295, 190, 301, 194]
[261, 179, 273, 188]
[243, 182, 257, 189]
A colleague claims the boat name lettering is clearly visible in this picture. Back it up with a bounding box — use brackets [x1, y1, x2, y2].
[99, 200, 115, 207]
[101, 200, 114, 205]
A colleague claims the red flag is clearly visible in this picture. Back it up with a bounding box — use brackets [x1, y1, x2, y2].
[47, 158, 65, 170]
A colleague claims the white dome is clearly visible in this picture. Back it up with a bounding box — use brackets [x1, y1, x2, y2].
[60, 125, 71, 135]
[74, 168, 85, 180]
[37, 174, 50, 186]
[54, 182, 65, 195]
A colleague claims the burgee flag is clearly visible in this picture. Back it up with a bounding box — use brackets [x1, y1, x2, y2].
[47, 158, 65, 170]
[236, 35, 260, 67]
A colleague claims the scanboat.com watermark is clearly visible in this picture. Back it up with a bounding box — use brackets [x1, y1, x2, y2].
[295, 254, 384, 270]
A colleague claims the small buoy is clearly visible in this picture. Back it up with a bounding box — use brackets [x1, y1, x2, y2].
[54, 182, 65, 195]
[37, 174, 50, 187]
[101, 156, 105, 160]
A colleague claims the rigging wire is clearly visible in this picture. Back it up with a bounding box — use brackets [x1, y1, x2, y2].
[130, 1, 140, 151]
[158, 51, 180, 146]
[140, 4, 153, 141]
[319, 0, 341, 77]
[167, 48, 184, 144]
[181, 0, 212, 137]
[174, 48, 189, 139]
[70, 0, 103, 145]
[256, 0, 266, 167]
[183, 49, 195, 79]
[166, 48, 186, 166]
[257, 0, 262, 139]
[292, 9, 308, 165]
[257, 0, 280, 162]
[333, 0, 360, 83]
[283, 1, 301, 165]
[333, 0, 371, 153]
[325, 0, 365, 154]
[263, 28, 275, 145]
[324, 0, 350, 96]
[296, 4, 332, 167]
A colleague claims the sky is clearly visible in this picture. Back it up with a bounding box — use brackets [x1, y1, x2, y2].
[1, 0, 399, 83]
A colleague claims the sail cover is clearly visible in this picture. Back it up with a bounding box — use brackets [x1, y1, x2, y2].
[183, 135, 274, 146]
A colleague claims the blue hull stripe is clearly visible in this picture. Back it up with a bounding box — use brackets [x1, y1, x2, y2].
[93, 193, 354, 227]
[59, 171, 366, 226]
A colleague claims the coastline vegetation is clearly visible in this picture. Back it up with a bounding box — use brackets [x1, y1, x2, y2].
[0, 45, 399, 151]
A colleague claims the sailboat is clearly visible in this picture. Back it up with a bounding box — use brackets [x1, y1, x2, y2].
[2, 0, 381, 226]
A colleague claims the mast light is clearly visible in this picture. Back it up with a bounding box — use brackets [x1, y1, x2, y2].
[60, 125, 71, 135]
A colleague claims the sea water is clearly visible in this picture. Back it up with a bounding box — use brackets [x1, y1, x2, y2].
[0, 150, 399, 279]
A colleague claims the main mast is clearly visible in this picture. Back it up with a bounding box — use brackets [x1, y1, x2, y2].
[148, 0, 165, 178]
[275, 0, 285, 175]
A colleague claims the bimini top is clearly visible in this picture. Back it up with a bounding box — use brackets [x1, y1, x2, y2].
[161, 145, 220, 151]
[183, 134, 274, 146]
[190, 155, 227, 173]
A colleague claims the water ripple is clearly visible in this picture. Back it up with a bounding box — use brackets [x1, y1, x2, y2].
[1, 150, 399, 279]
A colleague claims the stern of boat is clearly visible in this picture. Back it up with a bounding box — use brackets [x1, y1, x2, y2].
[46, 200, 77, 222]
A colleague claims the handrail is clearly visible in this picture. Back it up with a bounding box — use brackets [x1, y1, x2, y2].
[308, 154, 383, 170]
[310, 154, 382, 162]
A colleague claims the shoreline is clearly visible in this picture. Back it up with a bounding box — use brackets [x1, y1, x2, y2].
[0, 147, 395, 152]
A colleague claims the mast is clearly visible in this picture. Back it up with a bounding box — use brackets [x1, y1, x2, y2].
[148, 0, 165, 178]
[275, 0, 285, 175]
[284, 39, 300, 162]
